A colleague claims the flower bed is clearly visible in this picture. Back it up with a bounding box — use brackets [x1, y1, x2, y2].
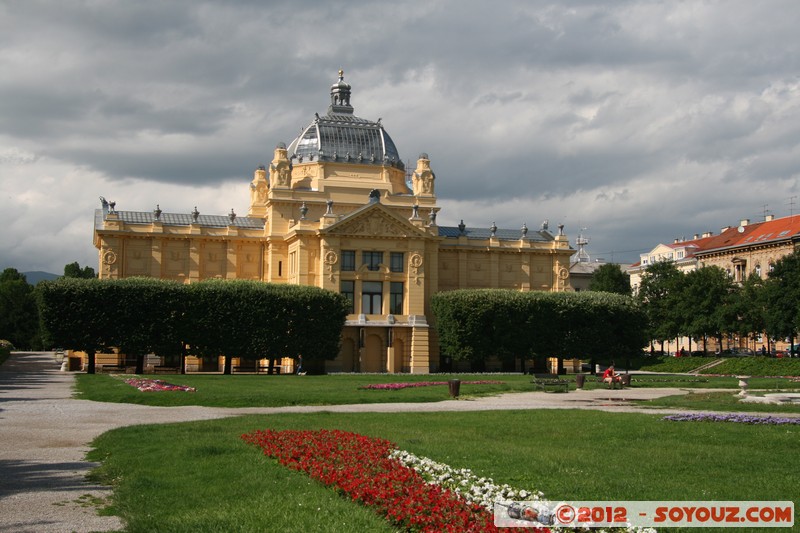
[243, 429, 653, 532]
[242, 428, 544, 532]
[390, 449, 543, 510]
[663, 413, 800, 425]
[125, 378, 196, 392]
[359, 380, 504, 390]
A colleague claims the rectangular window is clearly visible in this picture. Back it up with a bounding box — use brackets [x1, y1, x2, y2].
[389, 282, 403, 314]
[340, 280, 355, 314]
[361, 281, 383, 314]
[341, 250, 355, 271]
[390, 252, 404, 273]
[362, 251, 383, 271]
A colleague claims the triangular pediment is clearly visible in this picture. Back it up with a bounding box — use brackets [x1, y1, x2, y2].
[323, 203, 429, 239]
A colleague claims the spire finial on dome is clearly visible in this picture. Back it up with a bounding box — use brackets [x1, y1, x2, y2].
[329, 69, 353, 114]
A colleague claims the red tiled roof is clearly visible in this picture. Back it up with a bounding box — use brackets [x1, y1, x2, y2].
[697, 215, 800, 255]
[632, 215, 800, 268]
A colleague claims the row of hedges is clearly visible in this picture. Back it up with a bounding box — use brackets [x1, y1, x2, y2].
[37, 278, 349, 374]
[0, 339, 12, 365]
[431, 289, 648, 370]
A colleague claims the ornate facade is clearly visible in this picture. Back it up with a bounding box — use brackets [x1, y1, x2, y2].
[94, 71, 574, 373]
[627, 213, 800, 354]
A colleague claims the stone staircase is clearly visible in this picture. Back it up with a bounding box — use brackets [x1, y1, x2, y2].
[688, 358, 726, 374]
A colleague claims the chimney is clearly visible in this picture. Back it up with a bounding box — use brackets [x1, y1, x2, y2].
[702, 231, 713, 238]
[740, 219, 750, 227]
[765, 214, 774, 222]
[693, 234, 699, 240]
[721, 226, 730, 233]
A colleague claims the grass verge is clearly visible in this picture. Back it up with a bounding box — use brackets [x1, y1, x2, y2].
[637, 355, 800, 376]
[73, 372, 800, 407]
[75, 373, 533, 407]
[87, 410, 798, 533]
[637, 390, 800, 414]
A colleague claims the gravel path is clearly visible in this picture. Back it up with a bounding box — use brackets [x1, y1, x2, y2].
[0, 351, 792, 532]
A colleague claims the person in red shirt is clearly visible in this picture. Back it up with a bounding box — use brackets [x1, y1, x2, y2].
[602, 365, 622, 388]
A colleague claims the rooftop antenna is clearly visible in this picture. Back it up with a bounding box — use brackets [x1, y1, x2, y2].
[789, 196, 797, 218]
[573, 227, 590, 264]
[760, 204, 771, 221]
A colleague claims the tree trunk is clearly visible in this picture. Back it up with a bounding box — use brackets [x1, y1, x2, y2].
[135, 354, 144, 374]
[223, 356, 232, 375]
[87, 349, 96, 374]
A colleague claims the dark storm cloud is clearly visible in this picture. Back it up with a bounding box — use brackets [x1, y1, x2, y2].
[3, 0, 800, 272]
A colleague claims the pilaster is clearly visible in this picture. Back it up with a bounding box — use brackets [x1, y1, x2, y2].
[409, 321, 430, 374]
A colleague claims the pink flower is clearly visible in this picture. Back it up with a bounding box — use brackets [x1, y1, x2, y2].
[359, 380, 504, 390]
[125, 378, 195, 392]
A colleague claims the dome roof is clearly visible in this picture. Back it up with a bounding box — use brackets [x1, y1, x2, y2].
[287, 71, 403, 170]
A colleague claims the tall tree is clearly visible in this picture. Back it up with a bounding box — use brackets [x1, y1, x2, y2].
[105, 278, 185, 374]
[63, 262, 96, 279]
[589, 263, 631, 295]
[731, 273, 767, 351]
[677, 266, 734, 351]
[637, 260, 684, 350]
[37, 278, 116, 372]
[185, 280, 347, 374]
[764, 250, 800, 347]
[0, 268, 41, 349]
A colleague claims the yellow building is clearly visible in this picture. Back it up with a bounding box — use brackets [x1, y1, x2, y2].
[94, 71, 574, 373]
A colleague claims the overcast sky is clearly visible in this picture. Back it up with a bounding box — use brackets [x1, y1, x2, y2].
[2, 0, 800, 275]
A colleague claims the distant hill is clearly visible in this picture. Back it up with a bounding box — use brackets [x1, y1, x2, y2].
[23, 271, 60, 285]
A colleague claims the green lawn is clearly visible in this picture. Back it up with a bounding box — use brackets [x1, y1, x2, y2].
[87, 410, 799, 533]
[638, 390, 800, 414]
[637, 355, 800, 376]
[75, 373, 536, 407]
[74, 372, 800, 407]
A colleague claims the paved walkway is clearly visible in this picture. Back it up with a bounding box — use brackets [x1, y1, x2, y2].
[0, 352, 794, 532]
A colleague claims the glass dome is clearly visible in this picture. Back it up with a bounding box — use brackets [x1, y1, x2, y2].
[287, 71, 403, 169]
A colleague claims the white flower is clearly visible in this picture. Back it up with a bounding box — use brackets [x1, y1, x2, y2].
[388, 447, 650, 533]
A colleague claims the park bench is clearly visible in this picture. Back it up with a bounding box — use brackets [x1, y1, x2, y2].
[99, 364, 126, 373]
[596, 373, 631, 389]
[233, 364, 282, 374]
[153, 366, 180, 374]
[232, 364, 257, 374]
[531, 373, 569, 393]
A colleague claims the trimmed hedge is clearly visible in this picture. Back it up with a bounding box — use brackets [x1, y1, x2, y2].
[186, 280, 349, 374]
[0, 339, 13, 365]
[431, 289, 647, 367]
[37, 278, 348, 374]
